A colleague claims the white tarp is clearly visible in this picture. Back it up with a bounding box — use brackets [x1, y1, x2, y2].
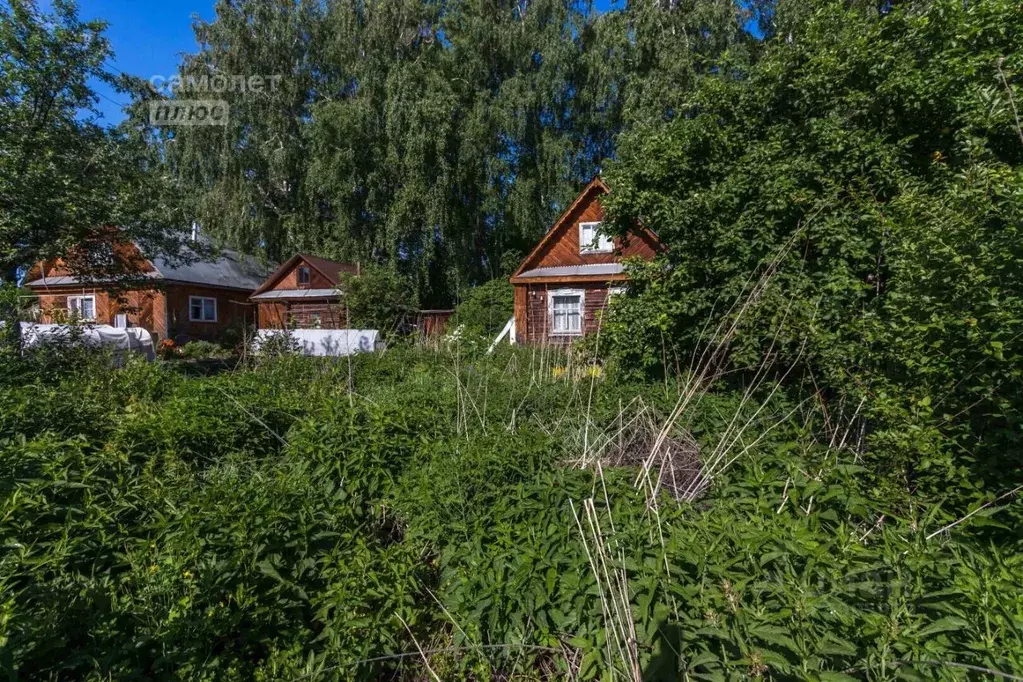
[16, 322, 156, 361]
[255, 329, 379, 357]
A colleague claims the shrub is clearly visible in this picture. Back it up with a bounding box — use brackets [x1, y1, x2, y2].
[177, 339, 231, 360]
[451, 278, 514, 340]
[339, 266, 412, 337]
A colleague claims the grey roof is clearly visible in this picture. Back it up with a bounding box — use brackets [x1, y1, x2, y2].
[26, 244, 271, 291]
[516, 263, 625, 279]
[151, 250, 268, 290]
[250, 288, 339, 300]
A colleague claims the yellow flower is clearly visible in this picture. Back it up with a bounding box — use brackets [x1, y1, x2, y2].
[182, 570, 193, 580]
[552, 366, 566, 378]
[148, 564, 158, 573]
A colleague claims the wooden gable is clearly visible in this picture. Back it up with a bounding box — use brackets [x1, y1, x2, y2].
[251, 253, 359, 296]
[511, 178, 660, 280]
[26, 241, 157, 285]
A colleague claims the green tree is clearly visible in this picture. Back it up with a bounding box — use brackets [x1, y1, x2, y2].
[0, 0, 187, 282]
[603, 0, 1023, 496]
[165, 0, 754, 306]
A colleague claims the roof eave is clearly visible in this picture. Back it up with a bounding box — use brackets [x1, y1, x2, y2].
[510, 273, 631, 285]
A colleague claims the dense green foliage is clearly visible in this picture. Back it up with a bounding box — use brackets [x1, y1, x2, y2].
[0, 0, 187, 282]
[451, 278, 515, 339]
[4, 0, 1023, 679]
[163, 0, 760, 303]
[603, 0, 1023, 506]
[2, 348, 1021, 680]
[339, 266, 413, 335]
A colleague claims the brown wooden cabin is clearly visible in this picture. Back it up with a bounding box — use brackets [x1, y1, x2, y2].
[25, 242, 269, 343]
[509, 178, 661, 344]
[250, 254, 359, 329]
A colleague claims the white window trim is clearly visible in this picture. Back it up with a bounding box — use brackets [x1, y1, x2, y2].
[579, 221, 613, 254]
[188, 296, 218, 322]
[67, 295, 96, 320]
[548, 288, 585, 336]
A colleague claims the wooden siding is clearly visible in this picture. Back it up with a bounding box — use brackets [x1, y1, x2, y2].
[528, 193, 657, 270]
[257, 299, 349, 330]
[509, 180, 660, 345]
[164, 284, 255, 341]
[518, 283, 617, 345]
[268, 258, 337, 292]
[34, 287, 168, 340]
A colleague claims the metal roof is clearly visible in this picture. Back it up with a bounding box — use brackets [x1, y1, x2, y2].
[25, 244, 271, 291]
[151, 250, 269, 290]
[250, 288, 339, 300]
[516, 263, 625, 279]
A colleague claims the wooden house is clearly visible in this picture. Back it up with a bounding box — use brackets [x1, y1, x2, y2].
[25, 241, 269, 343]
[509, 178, 661, 344]
[250, 254, 360, 329]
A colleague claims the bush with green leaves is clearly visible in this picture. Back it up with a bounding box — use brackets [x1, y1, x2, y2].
[2, 348, 1021, 680]
[602, 0, 1023, 508]
[177, 339, 232, 360]
[451, 279, 514, 340]
[339, 266, 413, 337]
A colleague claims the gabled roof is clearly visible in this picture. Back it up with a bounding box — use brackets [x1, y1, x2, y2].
[250, 253, 360, 297]
[25, 242, 270, 292]
[511, 177, 611, 280]
[509, 177, 661, 285]
[150, 249, 269, 290]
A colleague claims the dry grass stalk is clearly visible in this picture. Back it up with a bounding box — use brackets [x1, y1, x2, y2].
[570, 496, 642, 682]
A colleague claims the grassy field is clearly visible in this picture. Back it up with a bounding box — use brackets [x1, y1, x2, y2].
[1, 344, 1021, 680]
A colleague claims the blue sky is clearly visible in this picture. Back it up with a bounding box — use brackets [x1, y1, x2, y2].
[70, 0, 216, 122]
[75, 0, 622, 124]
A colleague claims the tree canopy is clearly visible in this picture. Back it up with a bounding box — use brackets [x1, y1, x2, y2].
[164, 0, 757, 305]
[0, 0, 188, 283]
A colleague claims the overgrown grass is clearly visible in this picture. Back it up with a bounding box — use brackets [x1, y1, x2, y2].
[1, 346, 1020, 680]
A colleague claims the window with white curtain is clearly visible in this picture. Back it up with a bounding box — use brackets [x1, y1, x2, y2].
[579, 221, 613, 253]
[68, 295, 96, 320]
[549, 290, 584, 335]
[189, 296, 217, 322]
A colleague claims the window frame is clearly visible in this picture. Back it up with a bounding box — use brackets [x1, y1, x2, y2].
[579, 221, 613, 254]
[548, 289, 585, 336]
[67, 295, 97, 321]
[297, 265, 311, 285]
[188, 295, 218, 323]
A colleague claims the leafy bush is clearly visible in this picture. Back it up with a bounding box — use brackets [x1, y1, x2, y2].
[602, 0, 1023, 505]
[451, 278, 514, 340]
[340, 266, 412, 336]
[1, 347, 1020, 680]
[177, 339, 231, 360]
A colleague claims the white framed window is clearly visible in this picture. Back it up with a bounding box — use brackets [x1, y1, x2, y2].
[549, 289, 584, 336]
[67, 295, 96, 320]
[579, 221, 613, 253]
[189, 296, 217, 322]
